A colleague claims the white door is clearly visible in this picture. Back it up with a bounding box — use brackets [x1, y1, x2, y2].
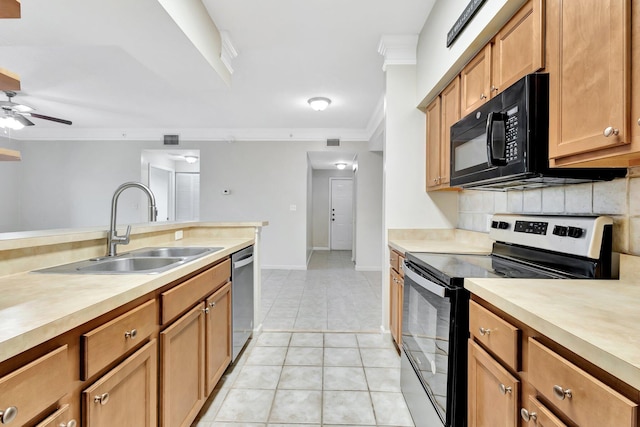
[330, 178, 353, 250]
[149, 166, 172, 222]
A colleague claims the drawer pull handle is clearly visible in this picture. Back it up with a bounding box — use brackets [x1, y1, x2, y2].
[603, 126, 619, 137]
[478, 327, 491, 336]
[0, 406, 17, 424]
[203, 307, 210, 314]
[520, 408, 537, 422]
[499, 383, 512, 395]
[480, 93, 487, 100]
[124, 329, 137, 339]
[209, 301, 216, 308]
[61, 420, 78, 427]
[491, 85, 499, 92]
[94, 393, 110, 405]
[553, 385, 572, 400]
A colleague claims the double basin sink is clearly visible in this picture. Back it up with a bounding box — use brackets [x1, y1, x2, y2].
[34, 246, 223, 275]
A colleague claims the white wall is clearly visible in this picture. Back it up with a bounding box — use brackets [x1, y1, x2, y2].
[311, 169, 353, 250]
[355, 151, 383, 270]
[417, 0, 527, 105]
[0, 139, 22, 232]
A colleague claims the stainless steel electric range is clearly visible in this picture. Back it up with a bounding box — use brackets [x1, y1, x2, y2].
[400, 214, 616, 427]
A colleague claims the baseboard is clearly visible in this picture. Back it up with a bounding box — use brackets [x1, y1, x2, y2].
[355, 265, 382, 272]
[262, 264, 308, 270]
[312, 247, 330, 251]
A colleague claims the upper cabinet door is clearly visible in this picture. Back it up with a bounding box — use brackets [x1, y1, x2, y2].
[461, 44, 492, 116]
[547, 0, 631, 160]
[492, 0, 544, 94]
[440, 76, 460, 186]
[426, 96, 442, 191]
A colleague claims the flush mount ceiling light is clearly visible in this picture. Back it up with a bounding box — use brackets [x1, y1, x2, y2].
[308, 97, 332, 111]
[335, 162, 347, 170]
[184, 155, 199, 164]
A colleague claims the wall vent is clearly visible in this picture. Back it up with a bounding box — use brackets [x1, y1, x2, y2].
[163, 134, 179, 145]
[327, 138, 340, 147]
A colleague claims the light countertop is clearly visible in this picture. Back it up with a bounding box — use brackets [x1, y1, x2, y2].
[388, 228, 493, 255]
[0, 233, 255, 363]
[465, 254, 640, 391]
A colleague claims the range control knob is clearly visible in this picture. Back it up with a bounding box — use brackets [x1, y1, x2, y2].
[498, 221, 509, 230]
[552, 225, 568, 236]
[567, 227, 584, 238]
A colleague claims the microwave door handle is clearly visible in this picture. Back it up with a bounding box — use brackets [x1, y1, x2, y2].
[486, 112, 508, 166]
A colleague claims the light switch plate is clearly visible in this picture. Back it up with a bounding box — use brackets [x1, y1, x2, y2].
[175, 230, 183, 240]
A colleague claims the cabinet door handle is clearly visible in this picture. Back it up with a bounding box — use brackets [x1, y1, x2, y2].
[478, 327, 491, 336]
[94, 393, 110, 405]
[124, 329, 137, 339]
[637, 118, 640, 126]
[520, 408, 537, 422]
[60, 420, 78, 427]
[552, 385, 572, 400]
[203, 307, 210, 314]
[209, 301, 216, 308]
[480, 93, 487, 100]
[499, 383, 512, 395]
[603, 126, 619, 137]
[0, 406, 17, 424]
[491, 85, 499, 92]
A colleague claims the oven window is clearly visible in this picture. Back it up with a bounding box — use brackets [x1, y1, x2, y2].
[454, 133, 487, 172]
[403, 279, 451, 420]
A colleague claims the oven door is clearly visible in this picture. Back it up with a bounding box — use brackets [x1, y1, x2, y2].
[401, 260, 468, 427]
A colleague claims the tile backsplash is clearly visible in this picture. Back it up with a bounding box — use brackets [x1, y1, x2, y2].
[457, 170, 640, 255]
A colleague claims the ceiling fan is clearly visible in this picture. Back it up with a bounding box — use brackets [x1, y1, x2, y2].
[0, 90, 72, 129]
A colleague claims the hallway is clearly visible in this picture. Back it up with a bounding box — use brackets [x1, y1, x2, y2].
[193, 250, 415, 426]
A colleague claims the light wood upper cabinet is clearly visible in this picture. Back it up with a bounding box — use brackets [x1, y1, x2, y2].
[461, 44, 492, 116]
[83, 340, 157, 427]
[426, 96, 442, 191]
[426, 77, 460, 191]
[547, 0, 631, 161]
[492, 0, 544, 94]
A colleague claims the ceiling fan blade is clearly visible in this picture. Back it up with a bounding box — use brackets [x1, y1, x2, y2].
[27, 112, 72, 125]
[15, 114, 34, 126]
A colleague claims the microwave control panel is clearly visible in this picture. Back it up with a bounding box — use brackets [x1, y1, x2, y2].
[505, 106, 519, 162]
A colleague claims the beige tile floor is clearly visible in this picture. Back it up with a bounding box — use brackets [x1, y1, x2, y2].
[193, 251, 415, 426]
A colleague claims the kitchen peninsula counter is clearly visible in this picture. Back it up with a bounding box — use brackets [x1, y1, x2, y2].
[465, 254, 640, 391]
[388, 228, 494, 255]
[0, 221, 267, 363]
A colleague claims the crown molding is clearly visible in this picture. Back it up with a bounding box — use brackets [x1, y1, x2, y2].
[1, 127, 370, 143]
[377, 35, 419, 71]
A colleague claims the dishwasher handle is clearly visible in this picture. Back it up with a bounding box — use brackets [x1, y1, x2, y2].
[234, 255, 254, 269]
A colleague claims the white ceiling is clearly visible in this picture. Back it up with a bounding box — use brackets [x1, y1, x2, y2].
[0, 0, 436, 142]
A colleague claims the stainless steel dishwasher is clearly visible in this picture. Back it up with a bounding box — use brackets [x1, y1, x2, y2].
[231, 245, 254, 361]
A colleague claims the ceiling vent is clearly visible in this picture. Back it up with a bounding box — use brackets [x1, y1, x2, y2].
[163, 134, 179, 145]
[326, 138, 340, 147]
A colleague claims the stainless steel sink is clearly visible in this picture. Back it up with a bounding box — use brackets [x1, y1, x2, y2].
[76, 257, 185, 273]
[33, 246, 223, 275]
[126, 247, 222, 258]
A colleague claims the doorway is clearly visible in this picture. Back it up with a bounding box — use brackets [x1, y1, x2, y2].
[149, 166, 173, 221]
[330, 177, 353, 250]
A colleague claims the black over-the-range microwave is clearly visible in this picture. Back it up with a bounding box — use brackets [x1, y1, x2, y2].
[449, 73, 626, 190]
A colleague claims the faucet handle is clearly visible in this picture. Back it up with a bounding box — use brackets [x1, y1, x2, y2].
[122, 225, 131, 244]
[114, 225, 131, 244]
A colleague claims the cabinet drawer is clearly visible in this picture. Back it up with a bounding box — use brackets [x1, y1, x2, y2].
[389, 250, 400, 272]
[469, 300, 519, 370]
[521, 396, 567, 427]
[35, 404, 77, 427]
[0, 345, 69, 426]
[82, 299, 156, 380]
[162, 259, 231, 324]
[528, 338, 638, 427]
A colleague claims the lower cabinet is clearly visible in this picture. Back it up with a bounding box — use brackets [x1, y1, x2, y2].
[520, 396, 567, 427]
[83, 340, 157, 427]
[205, 281, 232, 395]
[467, 339, 520, 427]
[35, 404, 77, 427]
[160, 304, 206, 427]
[389, 268, 403, 347]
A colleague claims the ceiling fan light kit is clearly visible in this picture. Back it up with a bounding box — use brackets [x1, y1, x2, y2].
[0, 91, 72, 130]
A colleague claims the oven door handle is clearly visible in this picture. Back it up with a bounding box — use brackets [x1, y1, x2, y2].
[402, 260, 447, 298]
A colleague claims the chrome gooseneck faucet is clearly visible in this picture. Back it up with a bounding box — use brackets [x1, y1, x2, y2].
[107, 182, 158, 256]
